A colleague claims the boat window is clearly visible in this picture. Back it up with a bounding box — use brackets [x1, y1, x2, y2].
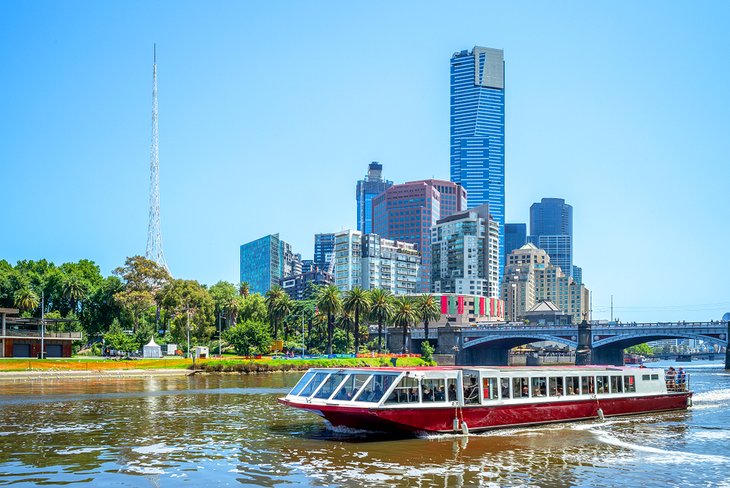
[651, 374, 659, 380]
[642, 374, 651, 381]
[422, 378, 446, 403]
[290, 371, 316, 396]
[446, 378, 458, 402]
[610, 375, 623, 393]
[463, 373, 480, 405]
[596, 376, 610, 393]
[581, 376, 595, 394]
[566, 376, 580, 395]
[513, 377, 529, 398]
[385, 375, 420, 404]
[482, 377, 499, 401]
[314, 373, 348, 399]
[333, 373, 372, 401]
[299, 372, 330, 397]
[624, 375, 636, 393]
[532, 377, 547, 397]
[500, 378, 511, 399]
[549, 377, 564, 396]
[354, 374, 397, 403]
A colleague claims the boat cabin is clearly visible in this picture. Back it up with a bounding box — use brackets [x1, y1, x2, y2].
[285, 366, 681, 408]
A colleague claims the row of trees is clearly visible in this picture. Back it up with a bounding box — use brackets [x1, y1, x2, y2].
[0, 256, 442, 356]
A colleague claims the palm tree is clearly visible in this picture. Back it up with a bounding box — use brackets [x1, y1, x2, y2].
[277, 294, 293, 342]
[343, 287, 370, 355]
[239, 281, 250, 298]
[415, 294, 441, 353]
[265, 286, 286, 340]
[336, 310, 354, 353]
[224, 296, 240, 328]
[14, 287, 39, 313]
[316, 285, 342, 355]
[62, 275, 87, 316]
[392, 296, 418, 353]
[369, 288, 393, 353]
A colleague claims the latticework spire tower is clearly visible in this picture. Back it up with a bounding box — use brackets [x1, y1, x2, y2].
[146, 44, 169, 272]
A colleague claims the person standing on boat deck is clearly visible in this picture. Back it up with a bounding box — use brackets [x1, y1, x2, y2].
[677, 368, 686, 390]
[448, 383, 457, 401]
[666, 367, 677, 389]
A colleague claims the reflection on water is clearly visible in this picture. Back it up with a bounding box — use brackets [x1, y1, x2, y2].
[0, 362, 729, 487]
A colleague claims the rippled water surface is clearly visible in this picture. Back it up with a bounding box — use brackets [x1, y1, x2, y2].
[1, 361, 729, 487]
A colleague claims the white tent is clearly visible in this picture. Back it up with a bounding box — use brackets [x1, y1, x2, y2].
[142, 337, 162, 359]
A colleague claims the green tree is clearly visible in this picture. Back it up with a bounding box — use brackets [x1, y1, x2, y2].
[265, 286, 286, 340]
[239, 281, 250, 298]
[316, 285, 342, 355]
[392, 296, 417, 353]
[158, 279, 215, 348]
[343, 287, 370, 355]
[239, 293, 267, 323]
[336, 310, 354, 353]
[415, 294, 441, 354]
[627, 343, 653, 356]
[224, 320, 272, 356]
[61, 274, 88, 317]
[113, 256, 171, 332]
[80, 276, 124, 339]
[369, 288, 393, 353]
[14, 286, 39, 313]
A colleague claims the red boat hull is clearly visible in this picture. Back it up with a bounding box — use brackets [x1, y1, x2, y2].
[279, 393, 691, 433]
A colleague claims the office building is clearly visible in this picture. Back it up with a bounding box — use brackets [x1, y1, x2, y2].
[240, 234, 301, 295]
[356, 162, 393, 234]
[501, 243, 589, 324]
[280, 266, 333, 301]
[450, 46, 505, 280]
[333, 230, 420, 295]
[504, 223, 527, 259]
[529, 198, 573, 277]
[431, 204, 500, 297]
[314, 233, 335, 270]
[372, 179, 466, 292]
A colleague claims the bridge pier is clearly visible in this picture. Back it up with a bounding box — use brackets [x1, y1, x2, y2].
[456, 346, 509, 366]
[591, 346, 624, 366]
[575, 319, 592, 366]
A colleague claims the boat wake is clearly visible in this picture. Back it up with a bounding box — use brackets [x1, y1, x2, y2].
[589, 429, 730, 465]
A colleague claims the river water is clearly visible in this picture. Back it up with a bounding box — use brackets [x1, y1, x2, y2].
[0, 360, 728, 487]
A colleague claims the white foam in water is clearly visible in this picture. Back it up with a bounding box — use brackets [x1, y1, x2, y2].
[691, 430, 730, 441]
[123, 464, 166, 475]
[693, 388, 730, 403]
[132, 443, 182, 455]
[591, 429, 730, 464]
[56, 447, 104, 455]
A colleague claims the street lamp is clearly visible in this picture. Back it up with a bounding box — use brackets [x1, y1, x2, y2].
[218, 311, 223, 359]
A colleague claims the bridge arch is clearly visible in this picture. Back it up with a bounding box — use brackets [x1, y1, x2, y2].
[458, 334, 577, 366]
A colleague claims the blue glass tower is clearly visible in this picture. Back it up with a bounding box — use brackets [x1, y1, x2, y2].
[450, 46, 505, 282]
[356, 162, 392, 234]
[240, 234, 300, 295]
[529, 198, 573, 277]
[504, 223, 527, 259]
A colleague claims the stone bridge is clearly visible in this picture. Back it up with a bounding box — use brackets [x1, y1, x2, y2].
[412, 321, 729, 366]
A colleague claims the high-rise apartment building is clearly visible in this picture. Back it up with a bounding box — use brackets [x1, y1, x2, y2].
[239, 234, 301, 295]
[280, 266, 333, 301]
[450, 46, 505, 281]
[529, 198, 573, 277]
[372, 179, 466, 292]
[333, 230, 420, 295]
[501, 243, 589, 324]
[431, 204, 500, 297]
[356, 162, 393, 234]
[314, 233, 335, 270]
[504, 223, 527, 259]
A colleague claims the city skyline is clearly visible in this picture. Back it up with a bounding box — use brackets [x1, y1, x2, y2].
[1, 2, 729, 321]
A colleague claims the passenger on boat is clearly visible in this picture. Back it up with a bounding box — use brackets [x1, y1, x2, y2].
[666, 367, 677, 389]
[521, 385, 529, 397]
[435, 385, 445, 401]
[501, 379, 510, 398]
[408, 388, 418, 402]
[677, 368, 686, 390]
[448, 383, 457, 400]
[423, 386, 434, 402]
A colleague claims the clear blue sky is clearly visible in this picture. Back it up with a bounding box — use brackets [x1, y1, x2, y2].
[1, 1, 729, 322]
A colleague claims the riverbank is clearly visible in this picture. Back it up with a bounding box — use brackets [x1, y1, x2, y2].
[0, 368, 193, 381]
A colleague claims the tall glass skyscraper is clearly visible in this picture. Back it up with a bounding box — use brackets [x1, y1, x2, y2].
[504, 223, 527, 258]
[529, 198, 573, 277]
[450, 46, 505, 282]
[239, 234, 301, 295]
[356, 162, 392, 234]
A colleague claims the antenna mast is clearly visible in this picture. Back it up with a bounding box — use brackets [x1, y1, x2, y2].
[146, 44, 169, 272]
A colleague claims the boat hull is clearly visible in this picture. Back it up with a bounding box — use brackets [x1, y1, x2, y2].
[279, 393, 691, 433]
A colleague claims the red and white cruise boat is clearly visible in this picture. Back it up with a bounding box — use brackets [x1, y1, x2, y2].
[278, 366, 692, 433]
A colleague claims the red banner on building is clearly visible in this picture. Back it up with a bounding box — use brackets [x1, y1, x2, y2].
[479, 297, 485, 316]
[457, 295, 464, 315]
[440, 295, 448, 315]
